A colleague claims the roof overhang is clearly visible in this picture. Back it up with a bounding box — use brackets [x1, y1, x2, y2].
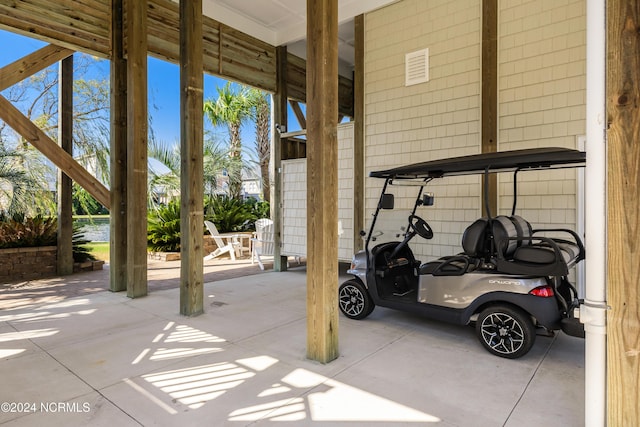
[200, 0, 400, 76]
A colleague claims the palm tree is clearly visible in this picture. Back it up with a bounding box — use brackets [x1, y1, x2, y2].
[203, 82, 257, 199]
[147, 137, 237, 210]
[251, 90, 271, 202]
[203, 137, 240, 199]
[147, 138, 181, 210]
[0, 143, 54, 215]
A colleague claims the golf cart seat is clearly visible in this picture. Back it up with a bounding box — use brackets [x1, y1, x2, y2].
[492, 215, 585, 276]
[419, 218, 489, 276]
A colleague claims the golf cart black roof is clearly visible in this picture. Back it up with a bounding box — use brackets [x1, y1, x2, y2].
[369, 147, 586, 180]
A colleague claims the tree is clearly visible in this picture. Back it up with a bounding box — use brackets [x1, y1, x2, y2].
[0, 53, 111, 214]
[147, 138, 180, 210]
[147, 137, 238, 210]
[0, 144, 54, 215]
[203, 82, 256, 199]
[3, 54, 111, 184]
[251, 90, 271, 202]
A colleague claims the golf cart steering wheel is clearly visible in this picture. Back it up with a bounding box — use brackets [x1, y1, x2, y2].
[409, 215, 433, 240]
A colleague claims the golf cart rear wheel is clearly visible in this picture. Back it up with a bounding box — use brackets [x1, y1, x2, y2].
[339, 280, 374, 320]
[476, 305, 535, 359]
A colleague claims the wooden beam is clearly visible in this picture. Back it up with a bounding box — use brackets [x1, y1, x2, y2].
[279, 129, 307, 139]
[306, 0, 339, 364]
[0, 44, 73, 91]
[0, 94, 110, 208]
[353, 14, 365, 252]
[606, 0, 640, 424]
[57, 55, 74, 276]
[286, 52, 354, 118]
[110, 0, 127, 292]
[289, 100, 307, 129]
[272, 46, 288, 272]
[126, 0, 148, 298]
[0, 1, 356, 117]
[481, 0, 498, 217]
[179, 0, 204, 317]
[0, 0, 110, 58]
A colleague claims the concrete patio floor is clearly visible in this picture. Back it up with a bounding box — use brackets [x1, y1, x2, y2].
[0, 260, 584, 426]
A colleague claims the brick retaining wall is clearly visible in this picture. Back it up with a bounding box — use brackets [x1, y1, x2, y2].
[0, 246, 105, 283]
[0, 246, 57, 282]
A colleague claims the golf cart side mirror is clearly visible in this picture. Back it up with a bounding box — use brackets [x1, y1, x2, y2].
[380, 193, 394, 209]
[422, 193, 434, 206]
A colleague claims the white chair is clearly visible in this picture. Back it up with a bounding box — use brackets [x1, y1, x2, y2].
[251, 218, 275, 270]
[204, 220, 241, 261]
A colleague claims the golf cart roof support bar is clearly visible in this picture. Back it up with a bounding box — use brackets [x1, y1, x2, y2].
[366, 177, 391, 250]
[411, 185, 425, 217]
[512, 169, 520, 216]
[484, 167, 493, 219]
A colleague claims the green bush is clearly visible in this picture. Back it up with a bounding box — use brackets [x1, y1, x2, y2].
[245, 198, 270, 221]
[0, 213, 57, 248]
[146, 197, 271, 253]
[72, 229, 97, 262]
[204, 195, 258, 233]
[0, 213, 95, 262]
[147, 200, 181, 252]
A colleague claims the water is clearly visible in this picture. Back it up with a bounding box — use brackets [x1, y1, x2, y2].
[76, 217, 110, 242]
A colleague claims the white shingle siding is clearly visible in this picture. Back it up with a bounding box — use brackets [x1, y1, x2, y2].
[365, 0, 482, 261]
[281, 0, 585, 265]
[281, 123, 355, 262]
[498, 0, 585, 232]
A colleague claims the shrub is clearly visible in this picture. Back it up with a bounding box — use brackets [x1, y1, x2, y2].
[0, 213, 57, 248]
[0, 213, 95, 261]
[146, 196, 271, 253]
[72, 229, 97, 262]
[245, 198, 270, 221]
[204, 195, 257, 232]
[147, 200, 181, 252]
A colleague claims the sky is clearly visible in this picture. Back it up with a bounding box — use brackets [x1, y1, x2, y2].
[0, 28, 269, 152]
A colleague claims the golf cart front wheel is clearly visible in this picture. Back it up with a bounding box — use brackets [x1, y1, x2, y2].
[475, 304, 535, 359]
[339, 280, 374, 320]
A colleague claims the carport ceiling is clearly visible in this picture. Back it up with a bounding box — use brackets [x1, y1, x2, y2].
[200, 0, 399, 75]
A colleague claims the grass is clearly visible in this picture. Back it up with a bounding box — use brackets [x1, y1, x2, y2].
[86, 241, 110, 262]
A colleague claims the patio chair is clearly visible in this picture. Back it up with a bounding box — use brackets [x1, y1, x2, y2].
[251, 218, 275, 270]
[204, 220, 241, 261]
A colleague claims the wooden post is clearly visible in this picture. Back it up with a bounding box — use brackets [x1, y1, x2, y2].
[353, 14, 365, 252]
[272, 46, 288, 272]
[57, 55, 73, 276]
[306, 0, 339, 363]
[481, 0, 498, 217]
[126, 0, 148, 298]
[179, 0, 204, 316]
[110, 0, 127, 292]
[606, 0, 640, 424]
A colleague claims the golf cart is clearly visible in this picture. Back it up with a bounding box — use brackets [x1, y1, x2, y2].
[338, 147, 586, 358]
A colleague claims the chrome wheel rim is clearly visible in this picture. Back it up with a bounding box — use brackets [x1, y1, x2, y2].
[480, 312, 525, 355]
[339, 284, 365, 317]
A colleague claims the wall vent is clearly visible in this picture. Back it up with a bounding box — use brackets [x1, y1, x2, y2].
[405, 48, 429, 86]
